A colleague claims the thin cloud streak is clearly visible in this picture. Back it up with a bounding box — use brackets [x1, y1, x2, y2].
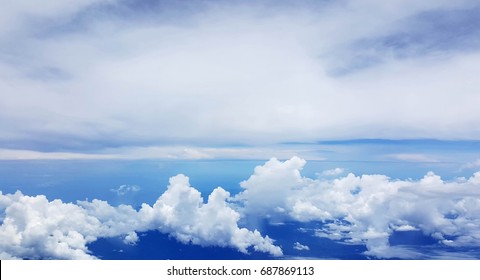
[0, 146, 326, 160]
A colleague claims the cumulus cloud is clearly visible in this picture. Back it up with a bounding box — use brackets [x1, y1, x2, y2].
[123, 231, 138, 245]
[2, 156, 480, 259]
[138, 175, 282, 256]
[236, 156, 308, 219]
[0, 175, 283, 260]
[234, 157, 480, 258]
[0, 192, 103, 259]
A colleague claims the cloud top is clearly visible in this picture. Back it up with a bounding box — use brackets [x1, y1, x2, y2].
[2, 157, 480, 259]
[0, 174, 282, 260]
[235, 157, 480, 258]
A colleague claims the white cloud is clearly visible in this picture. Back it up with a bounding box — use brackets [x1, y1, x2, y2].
[319, 168, 345, 177]
[2, 156, 480, 259]
[138, 175, 282, 256]
[123, 231, 138, 245]
[235, 157, 308, 218]
[0, 175, 283, 260]
[394, 225, 418, 232]
[293, 242, 310, 251]
[234, 157, 480, 259]
[0, 192, 103, 259]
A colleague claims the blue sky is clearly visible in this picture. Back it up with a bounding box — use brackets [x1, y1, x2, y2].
[1, 0, 480, 260]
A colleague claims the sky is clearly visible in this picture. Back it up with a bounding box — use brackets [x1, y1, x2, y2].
[1, 0, 480, 160]
[2, 0, 480, 261]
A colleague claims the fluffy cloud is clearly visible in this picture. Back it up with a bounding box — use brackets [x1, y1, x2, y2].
[235, 157, 480, 258]
[0, 175, 282, 260]
[236, 157, 308, 218]
[0, 192, 102, 259]
[2, 156, 480, 259]
[138, 175, 282, 256]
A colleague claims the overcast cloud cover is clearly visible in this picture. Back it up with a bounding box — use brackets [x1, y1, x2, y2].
[1, 0, 480, 159]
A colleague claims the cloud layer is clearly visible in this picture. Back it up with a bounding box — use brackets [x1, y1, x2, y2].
[235, 157, 480, 258]
[0, 174, 282, 260]
[2, 157, 480, 259]
[1, 0, 480, 154]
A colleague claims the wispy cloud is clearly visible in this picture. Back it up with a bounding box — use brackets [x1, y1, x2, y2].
[386, 153, 440, 162]
[461, 159, 480, 170]
[0, 146, 325, 160]
[293, 242, 310, 251]
[110, 184, 140, 196]
[319, 168, 345, 177]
